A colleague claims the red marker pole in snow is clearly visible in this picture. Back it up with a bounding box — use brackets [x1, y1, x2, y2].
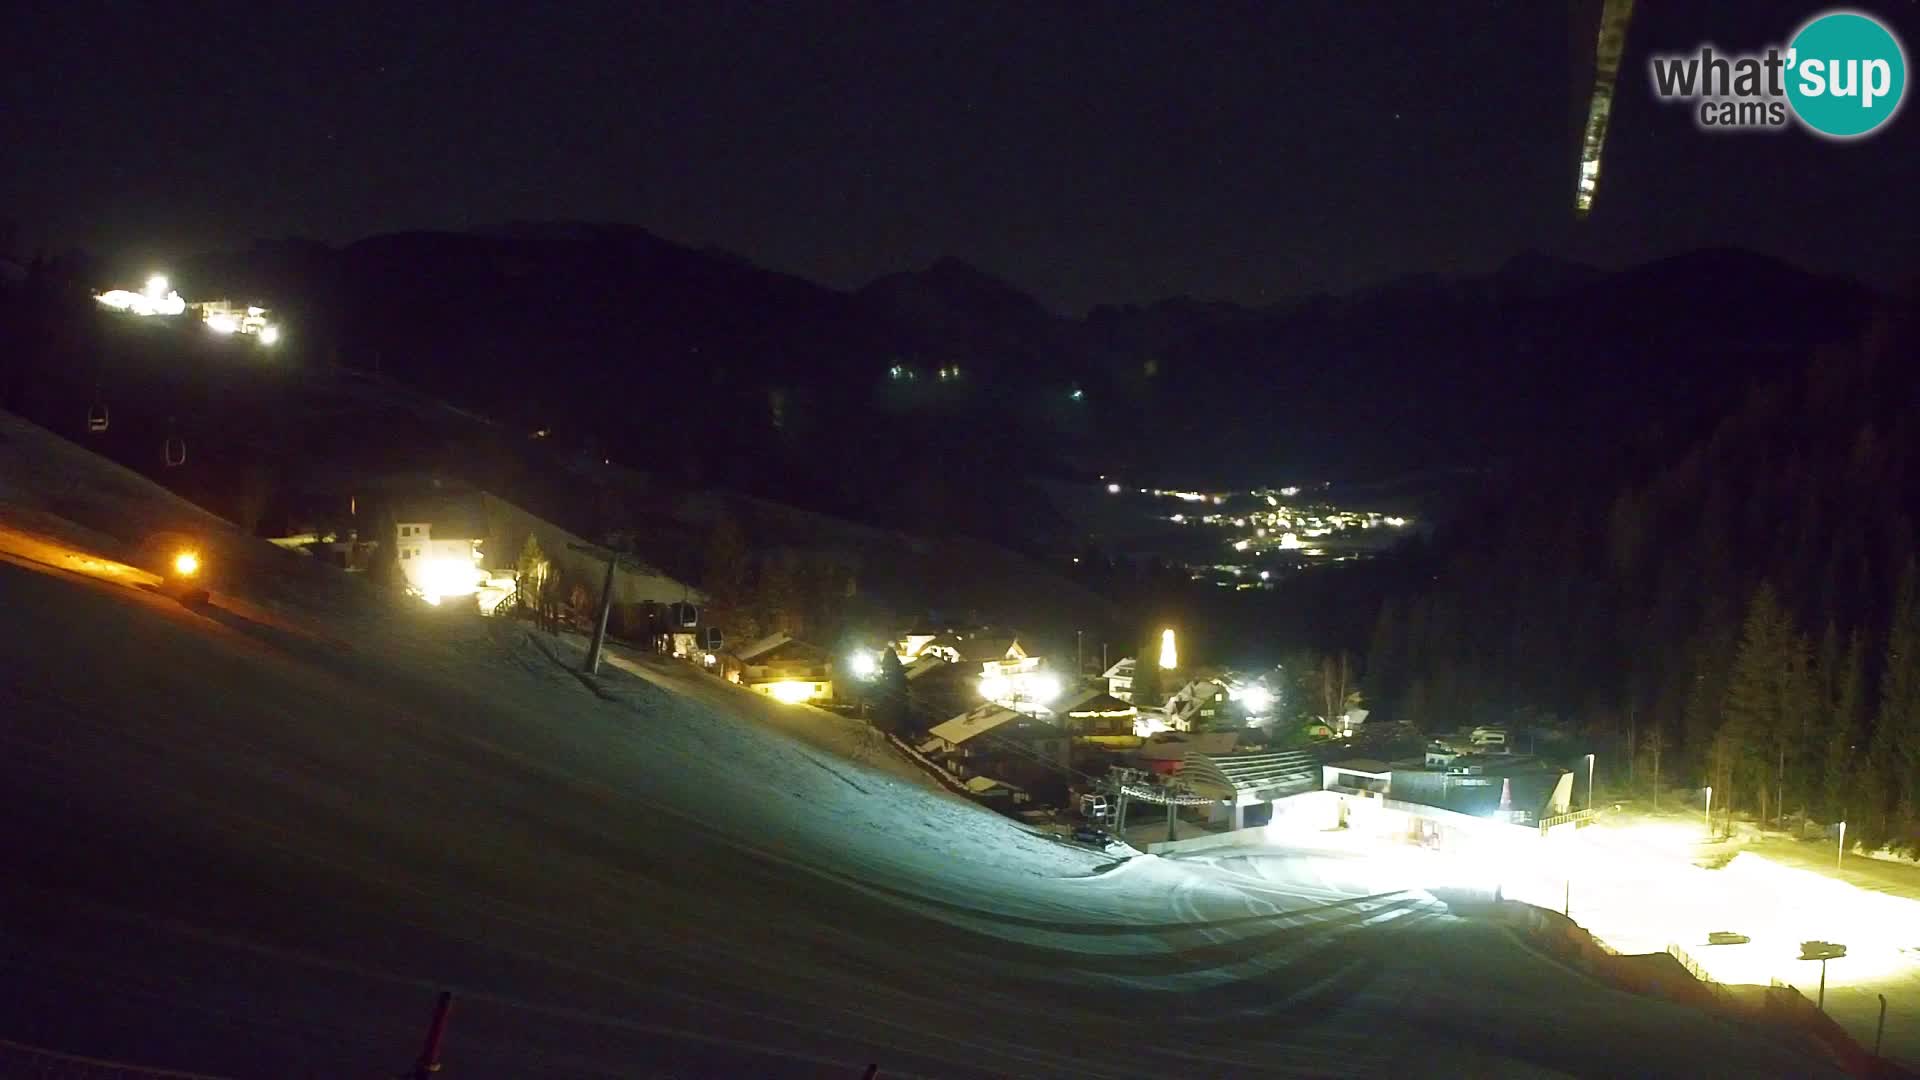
[412, 991, 453, 1079]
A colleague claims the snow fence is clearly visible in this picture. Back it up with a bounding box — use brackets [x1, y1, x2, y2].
[1495, 902, 1890, 1077]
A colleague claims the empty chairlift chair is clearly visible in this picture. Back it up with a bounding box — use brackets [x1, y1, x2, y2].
[163, 419, 186, 468]
[86, 401, 109, 434]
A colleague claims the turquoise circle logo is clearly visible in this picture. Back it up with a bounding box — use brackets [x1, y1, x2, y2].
[1786, 11, 1907, 138]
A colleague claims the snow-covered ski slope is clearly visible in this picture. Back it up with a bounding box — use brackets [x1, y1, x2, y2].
[0, 412, 1839, 1078]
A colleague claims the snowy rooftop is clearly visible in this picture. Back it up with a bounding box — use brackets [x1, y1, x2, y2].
[927, 703, 1029, 747]
[963, 775, 1026, 795]
[903, 654, 951, 680]
[1053, 687, 1136, 717]
[733, 631, 793, 663]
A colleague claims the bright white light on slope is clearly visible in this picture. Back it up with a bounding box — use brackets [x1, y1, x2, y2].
[1025, 672, 1061, 704]
[847, 651, 878, 679]
[768, 680, 816, 704]
[1159, 628, 1178, 670]
[417, 557, 483, 602]
[207, 314, 239, 335]
[96, 288, 186, 317]
[1238, 685, 1273, 713]
[980, 671, 1060, 707]
[258, 325, 280, 345]
[145, 275, 169, 299]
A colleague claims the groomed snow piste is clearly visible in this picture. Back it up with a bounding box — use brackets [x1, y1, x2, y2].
[0, 411, 1842, 1077]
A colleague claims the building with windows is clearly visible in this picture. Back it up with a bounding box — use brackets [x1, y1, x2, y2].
[1101, 657, 1136, 702]
[1321, 754, 1580, 850]
[1050, 687, 1138, 743]
[922, 703, 1071, 791]
[385, 488, 700, 615]
[393, 503, 488, 603]
[730, 632, 834, 704]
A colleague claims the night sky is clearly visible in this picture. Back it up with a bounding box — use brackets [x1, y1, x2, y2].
[4, 1, 1914, 311]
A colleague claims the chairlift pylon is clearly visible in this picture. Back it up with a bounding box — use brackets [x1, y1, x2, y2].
[86, 401, 109, 434]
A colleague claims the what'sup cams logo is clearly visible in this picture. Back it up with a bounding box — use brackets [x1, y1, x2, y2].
[1650, 9, 1906, 138]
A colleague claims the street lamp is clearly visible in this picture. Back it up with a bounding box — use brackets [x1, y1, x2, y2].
[1586, 753, 1596, 811]
[1704, 785, 1713, 838]
[1799, 941, 1847, 1010]
[1838, 820, 1847, 869]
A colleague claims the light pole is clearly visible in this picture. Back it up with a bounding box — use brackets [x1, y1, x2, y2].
[568, 541, 626, 676]
[1704, 785, 1713, 838]
[1838, 820, 1847, 869]
[1800, 942, 1847, 1010]
[1586, 753, 1597, 811]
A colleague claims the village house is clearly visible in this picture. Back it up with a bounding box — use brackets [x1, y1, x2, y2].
[1165, 676, 1232, 731]
[901, 654, 977, 729]
[384, 489, 701, 618]
[730, 632, 835, 704]
[1050, 687, 1139, 743]
[1320, 753, 1578, 849]
[921, 702, 1070, 792]
[1101, 657, 1136, 702]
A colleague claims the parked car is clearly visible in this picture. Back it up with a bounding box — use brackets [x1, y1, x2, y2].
[1072, 824, 1110, 847]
